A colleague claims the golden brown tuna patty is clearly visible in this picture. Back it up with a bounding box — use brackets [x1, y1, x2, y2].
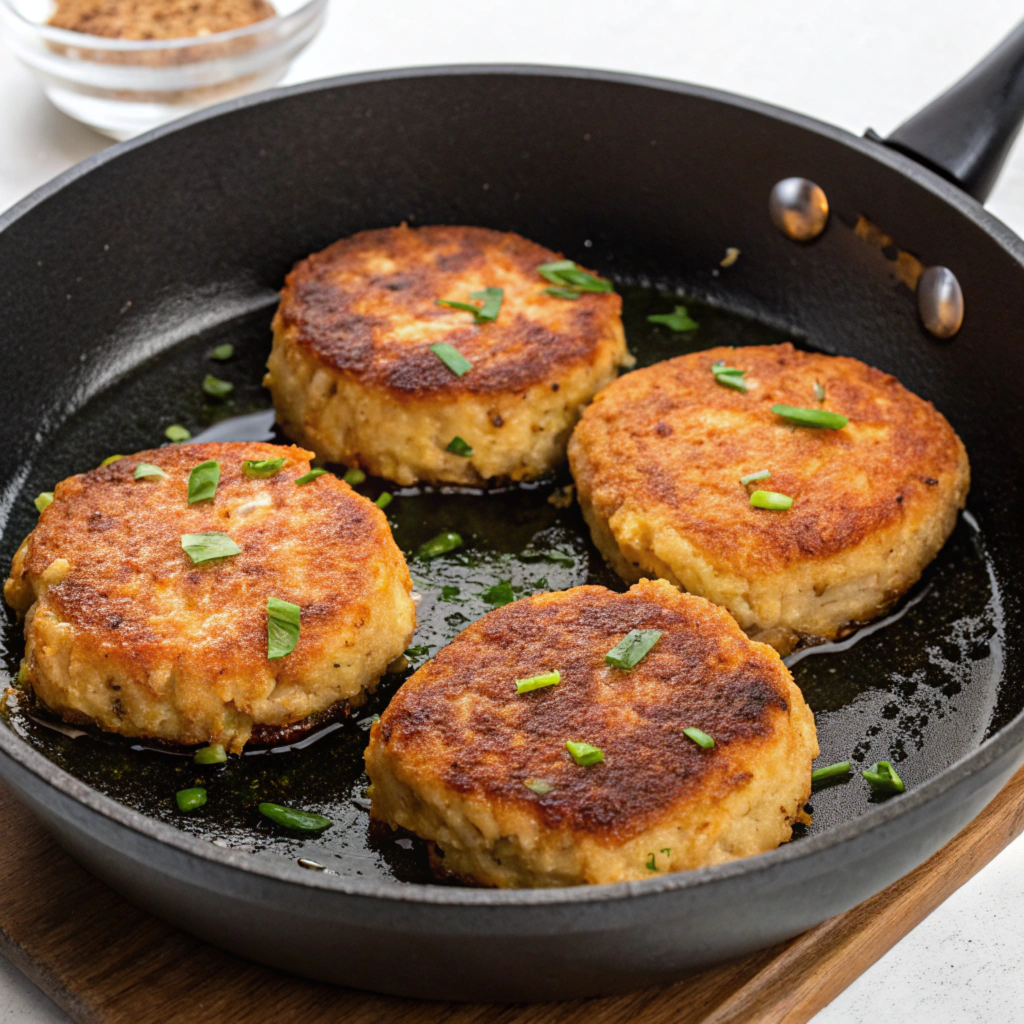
[365, 579, 817, 887]
[265, 224, 630, 486]
[4, 442, 415, 752]
[568, 343, 970, 654]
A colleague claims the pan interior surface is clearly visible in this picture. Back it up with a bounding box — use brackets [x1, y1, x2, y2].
[0, 281, 1008, 888]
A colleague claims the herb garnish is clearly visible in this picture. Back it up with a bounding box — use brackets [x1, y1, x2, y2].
[740, 469, 771, 486]
[180, 532, 241, 564]
[446, 436, 473, 457]
[259, 802, 333, 832]
[375, 492, 393, 509]
[771, 404, 848, 429]
[134, 462, 167, 481]
[647, 306, 698, 332]
[100, 455, 124, 467]
[194, 743, 228, 765]
[811, 761, 851, 784]
[295, 468, 327, 485]
[417, 531, 463, 560]
[712, 361, 748, 393]
[176, 788, 206, 812]
[266, 597, 301, 659]
[482, 580, 515, 607]
[430, 342, 473, 377]
[34, 492, 53, 513]
[187, 460, 220, 503]
[814, 382, 826, 402]
[165, 424, 191, 442]
[683, 727, 715, 749]
[750, 490, 793, 510]
[243, 457, 285, 478]
[343, 467, 366, 485]
[862, 760, 905, 795]
[202, 375, 233, 400]
[516, 670, 560, 694]
[537, 260, 613, 298]
[605, 629, 662, 670]
[566, 740, 604, 766]
[524, 779, 554, 795]
[436, 286, 504, 323]
[208, 344, 234, 361]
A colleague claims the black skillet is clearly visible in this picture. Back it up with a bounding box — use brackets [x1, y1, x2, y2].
[1, 21, 1023, 1003]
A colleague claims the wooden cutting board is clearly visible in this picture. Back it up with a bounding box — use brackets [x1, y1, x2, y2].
[1, 768, 1023, 1024]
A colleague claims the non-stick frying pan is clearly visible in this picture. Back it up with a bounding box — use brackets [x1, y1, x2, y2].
[1, 21, 1024, 1004]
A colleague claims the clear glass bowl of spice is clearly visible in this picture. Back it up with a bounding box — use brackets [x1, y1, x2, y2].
[0, 0, 327, 139]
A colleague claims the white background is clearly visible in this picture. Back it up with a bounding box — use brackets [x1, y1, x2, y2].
[2, 1, 1024, 1020]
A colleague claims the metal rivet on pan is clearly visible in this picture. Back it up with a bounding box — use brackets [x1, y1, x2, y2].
[298, 858, 326, 871]
[917, 266, 964, 338]
[769, 178, 829, 241]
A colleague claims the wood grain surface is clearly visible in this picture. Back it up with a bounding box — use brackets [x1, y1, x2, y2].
[1, 767, 1023, 1024]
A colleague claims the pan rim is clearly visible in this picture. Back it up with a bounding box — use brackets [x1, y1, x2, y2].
[1, 62, 1022, 908]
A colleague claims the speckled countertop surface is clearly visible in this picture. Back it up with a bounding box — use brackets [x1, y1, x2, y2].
[2, 1, 1024, 1019]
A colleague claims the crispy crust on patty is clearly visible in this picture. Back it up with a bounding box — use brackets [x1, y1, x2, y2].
[5, 442, 415, 752]
[366, 580, 818, 887]
[568, 343, 970, 653]
[266, 225, 629, 485]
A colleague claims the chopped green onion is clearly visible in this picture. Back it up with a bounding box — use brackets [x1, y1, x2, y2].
[243, 457, 285, 478]
[683, 727, 715, 749]
[647, 306, 698, 332]
[740, 469, 771, 486]
[134, 462, 166, 481]
[516, 670, 560, 694]
[375, 492, 393, 509]
[258, 802, 333, 832]
[524, 778, 554, 795]
[566, 740, 604, 766]
[187, 460, 220, 504]
[543, 286, 582, 300]
[436, 286, 504, 323]
[712, 362, 748, 392]
[208, 343, 234, 361]
[165, 424, 191, 442]
[34, 492, 53, 513]
[202, 374, 234, 400]
[176, 787, 207, 812]
[194, 743, 228, 765]
[446, 436, 473, 457]
[771, 404, 848, 429]
[750, 490, 793, 510]
[814, 382, 826, 402]
[537, 260, 613, 294]
[482, 580, 515, 607]
[343, 467, 366, 486]
[646, 853, 658, 871]
[266, 597, 301, 660]
[417, 531, 463, 560]
[295, 468, 327, 486]
[862, 760, 905, 795]
[812, 760, 851, 784]
[605, 629, 662, 670]
[100, 454, 124, 467]
[181, 532, 241, 564]
[430, 342, 473, 377]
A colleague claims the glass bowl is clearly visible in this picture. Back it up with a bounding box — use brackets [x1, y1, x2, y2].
[0, 0, 327, 139]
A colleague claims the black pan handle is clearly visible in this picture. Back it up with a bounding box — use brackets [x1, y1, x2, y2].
[867, 20, 1024, 202]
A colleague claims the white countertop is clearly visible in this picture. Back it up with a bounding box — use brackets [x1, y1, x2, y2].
[2, 1, 1023, 1019]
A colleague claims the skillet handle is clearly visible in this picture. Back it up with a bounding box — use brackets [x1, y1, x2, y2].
[868, 20, 1024, 202]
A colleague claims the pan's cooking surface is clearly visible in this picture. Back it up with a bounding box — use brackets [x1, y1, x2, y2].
[0, 283, 1007, 886]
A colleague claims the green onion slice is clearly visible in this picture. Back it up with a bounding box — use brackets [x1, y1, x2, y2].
[202, 374, 234, 400]
[134, 462, 167, 481]
[712, 362, 748, 392]
[814, 382, 826, 402]
[34, 492, 54, 513]
[647, 306, 698, 332]
[100, 454, 124, 467]
[258, 802, 333, 832]
[537, 260, 613, 293]
[375, 492, 393, 510]
[243, 457, 285, 478]
[343, 467, 366, 485]
[750, 489, 793, 510]
[176, 787, 207, 812]
[482, 580, 515, 607]
[646, 853, 658, 871]
[566, 740, 604, 766]
[771, 404, 848, 429]
[416, 531, 463, 560]
[683, 726, 715, 749]
[740, 469, 771, 486]
[523, 779, 554, 795]
[165, 424, 191, 442]
[515, 670, 560, 694]
[266, 597, 301, 659]
[543, 286, 582, 300]
[430, 342, 473, 377]
[209, 343, 234, 361]
[187, 460, 220, 504]
[181, 532, 241, 564]
[295, 468, 327, 486]
[862, 760, 905, 795]
[436, 286, 504, 323]
[194, 743, 228, 765]
[811, 760, 851, 784]
[605, 629, 662, 670]
[446, 436, 473, 457]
